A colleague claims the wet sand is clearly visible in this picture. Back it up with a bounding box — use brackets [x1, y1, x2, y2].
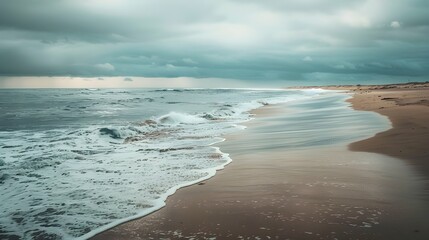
[335, 83, 429, 178]
[91, 88, 429, 240]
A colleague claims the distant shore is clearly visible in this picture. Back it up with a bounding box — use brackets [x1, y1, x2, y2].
[92, 84, 429, 239]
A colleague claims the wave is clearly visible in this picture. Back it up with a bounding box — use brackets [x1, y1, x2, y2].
[99, 127, 122, 139]
[151, 88, 183, 92]
[98, 126, 144, 140]
[157, 112, 207, 125]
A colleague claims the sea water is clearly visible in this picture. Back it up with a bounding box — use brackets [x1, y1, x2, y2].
[0, 88, 388, 239]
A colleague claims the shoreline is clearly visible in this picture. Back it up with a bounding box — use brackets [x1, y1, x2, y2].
[91, 87, 429, 240]
[79, 141, 233, 240]
[323, 82, 429, 179]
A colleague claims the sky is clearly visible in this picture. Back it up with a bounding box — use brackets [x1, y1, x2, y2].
[0, 0, 428, 88]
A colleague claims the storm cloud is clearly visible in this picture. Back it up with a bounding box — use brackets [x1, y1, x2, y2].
[0, 0, 428, 84]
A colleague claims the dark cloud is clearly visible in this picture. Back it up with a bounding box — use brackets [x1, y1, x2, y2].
[0, 0, 428, 84]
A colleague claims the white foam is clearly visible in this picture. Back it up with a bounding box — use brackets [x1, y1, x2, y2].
[157, 112, 207, 125]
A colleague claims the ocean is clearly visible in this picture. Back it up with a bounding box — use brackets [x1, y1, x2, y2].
[0, 88, 388, 239]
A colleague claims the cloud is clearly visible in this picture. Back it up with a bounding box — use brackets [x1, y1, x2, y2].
[0, 0, 428, 84]
[390, 21, 401, 28]
[95, 63, 115, 71]
[303, 56, 313, 62]
[182, 58, 197, 64]
[123, 77, 133, 81]
[339, 11, 371, 28]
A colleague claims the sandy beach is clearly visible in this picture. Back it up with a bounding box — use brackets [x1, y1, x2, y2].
[338, 83, 429, 179]
[91, 83, 429, 240]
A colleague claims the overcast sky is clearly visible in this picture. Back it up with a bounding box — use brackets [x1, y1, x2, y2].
[0, 0, 428, 87]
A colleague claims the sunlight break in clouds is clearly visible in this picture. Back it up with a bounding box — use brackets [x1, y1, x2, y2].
[390, 21, 401, 28]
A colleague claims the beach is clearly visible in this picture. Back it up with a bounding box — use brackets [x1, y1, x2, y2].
[91, 83, 429, 240]
[2, 1, 429, 239]
[341, 83, 429, 179]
